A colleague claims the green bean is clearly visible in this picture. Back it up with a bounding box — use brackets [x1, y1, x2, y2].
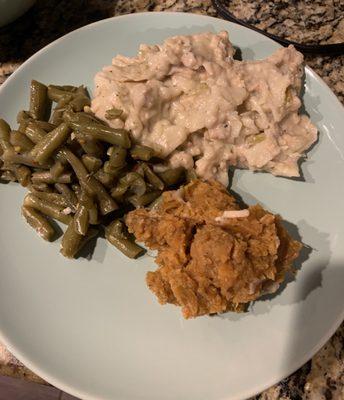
[25, 122, 46, 144]
[17, 110, 31, 124]
[94, 169, 116, 188]
[58, 147, 93, 192]
[71, 183, 81, 201]
[75, 132, 104, 157]
[78, 188, 98, 225]
[103, 161, 124, 176]
[50, 108, 64, 125]
[74, 204, 89, 235]
[22, 206, 56, 242]
[1, 150, 52, 169]
[148, 195, 163, 210]
[129, 190, 161, 208]
[64, 110, 101, 125]
[141, 163, 164, 190]
[31, 183, 52, 192]
[108, 146, 127, 168]
[0, 119, 12, 152]
[60, 221, 83, 258]
[59, 148, 118, 214]
[48, 86, 77, 102]
[10, 130, 34, 152]
[130, 145, 155, 161]
[111, 172, 146, 201]
[0, 170, 16, 182]
[29, 80, 51, 121]
[48, 84, 79, 93]
[24, 194, 72, 224]
[82, 154, 102, 173]
[55, 183, 78, 211]
[186, 168, 198, 182]
[18, 121, 29, 134]
[95, 183, 118, 215]
[50, 160, 65, 180]
[34, 121, 56, 132]
[88, 205, 98, 225]
[157, 167, 185, 186]
[60, 223, 98, 259]
[76, 85, 90, 98]
[105, 107, 123, 120]
[105, 220, 145, 259]
[13, 165, 31, 187]
[31, 122, 71, 164]
[29, 190, 69, 208]
[69, 94, 90, 112]
[31, 171, 72, 184]
[63, 110, 131, 148]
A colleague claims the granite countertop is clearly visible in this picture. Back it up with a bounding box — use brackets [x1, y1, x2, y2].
[0, 1, 343, 399]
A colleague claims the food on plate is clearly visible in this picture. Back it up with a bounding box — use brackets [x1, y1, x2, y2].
[126, 179, 302, 318]
[91, 31, 317, 185]
[0, 80, 190, 259]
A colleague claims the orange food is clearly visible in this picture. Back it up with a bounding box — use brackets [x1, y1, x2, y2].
[126, 180, 301, 318]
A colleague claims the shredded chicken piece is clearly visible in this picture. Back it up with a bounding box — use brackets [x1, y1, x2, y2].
[126, 180, 302, 319]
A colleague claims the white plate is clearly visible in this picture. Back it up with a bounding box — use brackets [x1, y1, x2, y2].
[0, 12, 344, 400]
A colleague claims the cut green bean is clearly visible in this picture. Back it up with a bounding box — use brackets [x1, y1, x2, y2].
[75, 132, 104, 157]
[94, 169, 116, 188]
[69, 94, 90, 112]
[2, 150, 52, 169]
[29, 190, 69, 208]
[31, 122, 71, 164]
[148, 195, 163, 210]
[29, 80, 51, 121]
[0, 170, 16, 182]
[111, 172, 146, 201]
[141, 163, 164, 190]
[50, 107, 65, 125]
[34, 121, 56, 132]
[48, 86, 77, 102]
[10, 130, 34, 152]
[157, 167, 185, 186]
[59, 148, 118, 214]
[105, 220, 145, 259]
[63, 110, 130, 148]
[82, 154, 102, 173]
[50, 160, 65, 180]
[24, 194, 72, 224]
[13, 165, 31, 187]
[0, 119, 12, 152]
[31, 183, 52, 192]
[130, 145, 155, 161]
[58, 148, 93, 192]
[105, 107, 123, 119]
[108, 146, 127, 168]
[17, 110, 31, 124]
[129, 190, 161, 208]
[31, 171, 72, 184]
[22, 206, 56, 241]
[74, 204, 89, 235]
[60, 223, 98, 259]
[25, 122, 46, 143]
[55, 183, 78, 211]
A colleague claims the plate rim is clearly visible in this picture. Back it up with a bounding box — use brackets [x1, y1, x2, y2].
[0, 11, 343, 400]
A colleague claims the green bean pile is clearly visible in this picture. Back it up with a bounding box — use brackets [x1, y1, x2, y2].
[0, 80, 189, 259]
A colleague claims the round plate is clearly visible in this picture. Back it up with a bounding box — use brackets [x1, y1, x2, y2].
[0, 12, 344, 400]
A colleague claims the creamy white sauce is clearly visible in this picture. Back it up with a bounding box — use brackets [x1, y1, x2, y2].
[91, 31, 317, 185]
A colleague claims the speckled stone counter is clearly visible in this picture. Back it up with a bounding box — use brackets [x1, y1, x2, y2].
[0, 1, 343, 399]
